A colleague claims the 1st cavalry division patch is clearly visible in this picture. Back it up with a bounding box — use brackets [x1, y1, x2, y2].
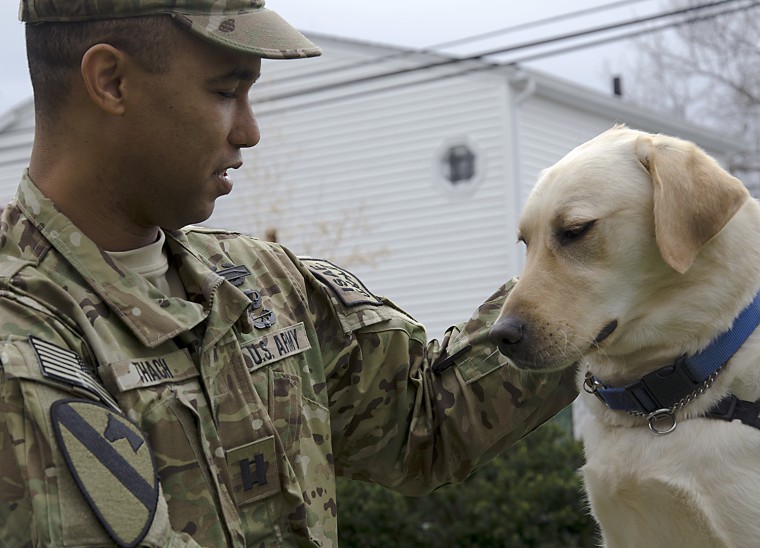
[51, 399, 158, 548]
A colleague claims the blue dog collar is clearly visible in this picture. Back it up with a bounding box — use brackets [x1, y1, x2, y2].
[585, 290, 760, 416]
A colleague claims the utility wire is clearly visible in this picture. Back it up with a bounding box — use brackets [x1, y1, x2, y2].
[261, 0, 745, 104]
[428, 0, 656, 49]
[504, 0, 760, 64]
[258, 0, 760, 117]
[273, 0, 657, 85]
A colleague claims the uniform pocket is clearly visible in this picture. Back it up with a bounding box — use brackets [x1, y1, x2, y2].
[102, 353, 230, 546]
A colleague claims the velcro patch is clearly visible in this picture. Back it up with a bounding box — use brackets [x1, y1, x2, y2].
[226, 436, 280, 506]
[30, 336, 119, 411]
[51, 399, 158, 548]
[242, 322, 311, 371]
[301, 258, 382, 307]
[105, 349, 198, 392]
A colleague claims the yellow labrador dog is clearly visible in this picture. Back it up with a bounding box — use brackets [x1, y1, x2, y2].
[490, 125, 760, 548]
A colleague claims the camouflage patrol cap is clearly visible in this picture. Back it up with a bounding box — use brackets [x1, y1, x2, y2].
[19, 0, 322, 60]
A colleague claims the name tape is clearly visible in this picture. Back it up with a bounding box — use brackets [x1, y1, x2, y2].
[242, 322, 311, 371]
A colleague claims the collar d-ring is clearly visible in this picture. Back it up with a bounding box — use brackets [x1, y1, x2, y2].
[647, 409, 677, 435]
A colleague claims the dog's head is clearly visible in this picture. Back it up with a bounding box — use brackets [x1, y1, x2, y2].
[490, 125, 751, 376]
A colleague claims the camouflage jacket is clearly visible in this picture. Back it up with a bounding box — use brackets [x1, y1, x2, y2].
[0, 172, 577, 547]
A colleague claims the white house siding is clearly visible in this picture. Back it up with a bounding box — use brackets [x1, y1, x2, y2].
[0, 100, 34, 207]
[520, 96, 614, 208]
[208, 39, 518, 338]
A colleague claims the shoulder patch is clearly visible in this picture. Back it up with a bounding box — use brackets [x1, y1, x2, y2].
[51, 399, 158, 548]
[301, 257, 383, 307]
[29, 336, 119, 411]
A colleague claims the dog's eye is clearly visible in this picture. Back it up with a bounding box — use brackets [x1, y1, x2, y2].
[560, 220, 595, 244]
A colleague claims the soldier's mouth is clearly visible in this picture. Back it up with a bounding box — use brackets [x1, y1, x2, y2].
[214, 170, 233, 194]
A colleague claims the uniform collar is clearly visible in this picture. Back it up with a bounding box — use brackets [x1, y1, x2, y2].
[16, 172, 250, 348]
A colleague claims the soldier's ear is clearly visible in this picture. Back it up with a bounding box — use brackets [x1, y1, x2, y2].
[80, 44, 129, 116]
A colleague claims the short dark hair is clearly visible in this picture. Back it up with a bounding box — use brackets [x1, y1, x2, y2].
[26, 15, 175, 123]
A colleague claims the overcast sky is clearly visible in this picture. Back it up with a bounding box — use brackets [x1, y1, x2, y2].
[0, 0, 665, 115]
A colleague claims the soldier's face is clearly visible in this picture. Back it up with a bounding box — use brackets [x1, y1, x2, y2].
[119, 24, 262, 230]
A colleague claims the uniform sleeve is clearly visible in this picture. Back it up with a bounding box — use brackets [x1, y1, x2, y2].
[0, 292, 202, 547]
[302, 266, 578, 496]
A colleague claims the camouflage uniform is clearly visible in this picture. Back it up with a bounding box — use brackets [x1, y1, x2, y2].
[0, 173, 577, 546]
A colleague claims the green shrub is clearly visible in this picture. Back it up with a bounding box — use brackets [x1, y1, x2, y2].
[337, 417, 598, 547]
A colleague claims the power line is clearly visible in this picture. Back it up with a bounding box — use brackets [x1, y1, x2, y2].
[260, 0, 746, 105]
[257, 0, 760, 117]
[272, 0, 658, 86]
[506, 0, 760, 64]
[431, 0, 656, 50]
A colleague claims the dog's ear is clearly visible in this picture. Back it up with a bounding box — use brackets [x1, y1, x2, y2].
[635, 134, 749, 274]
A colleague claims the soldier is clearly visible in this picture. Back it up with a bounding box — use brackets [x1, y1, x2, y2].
[0, 1, 577, 546]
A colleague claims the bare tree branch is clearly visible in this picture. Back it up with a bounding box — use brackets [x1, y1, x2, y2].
[626, 0, 760, 192]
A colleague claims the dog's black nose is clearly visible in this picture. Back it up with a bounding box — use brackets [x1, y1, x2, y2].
[489, 316, 525, 355]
